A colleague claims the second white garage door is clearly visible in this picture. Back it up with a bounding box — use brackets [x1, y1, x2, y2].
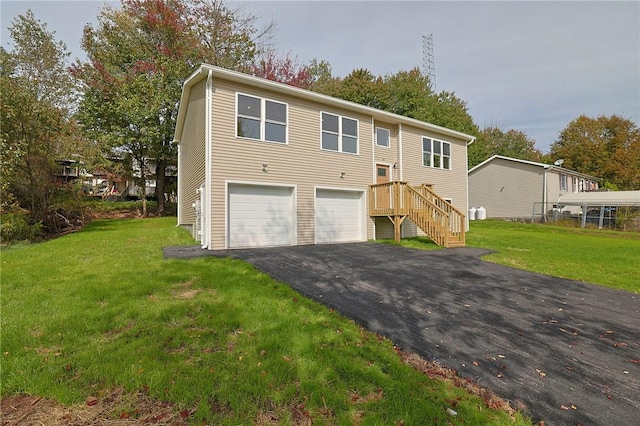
[315, 189, 364, 244]
[228, 184, 294, 248]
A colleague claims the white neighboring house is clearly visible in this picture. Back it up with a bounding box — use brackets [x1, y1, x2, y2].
[468, 155, 601, 221]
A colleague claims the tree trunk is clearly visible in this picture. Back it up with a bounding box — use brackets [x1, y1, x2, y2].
[155, 158, 167, 216]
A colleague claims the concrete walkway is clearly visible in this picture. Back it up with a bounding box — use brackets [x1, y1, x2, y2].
[164, 243, 640, 425]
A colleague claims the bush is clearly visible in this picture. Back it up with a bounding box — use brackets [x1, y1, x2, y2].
[0, 210, 42, 244]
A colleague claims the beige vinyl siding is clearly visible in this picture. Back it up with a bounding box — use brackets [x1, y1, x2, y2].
[374, 217, 394, 239]
[400, 125, 469, 212]
[207, 79, 375, 249]
[177, 78, 207, 225]
[397, 125, 469, 237]
[374, 121, 399, 179]
[468, 158, 545, 218]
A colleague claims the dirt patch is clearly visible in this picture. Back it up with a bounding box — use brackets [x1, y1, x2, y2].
[1, 388, 190, 425]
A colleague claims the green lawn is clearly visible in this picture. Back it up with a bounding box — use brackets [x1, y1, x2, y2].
[382, 220, 640, 293]
[466, 220, 640, 293]
[1, 218, 529, 425]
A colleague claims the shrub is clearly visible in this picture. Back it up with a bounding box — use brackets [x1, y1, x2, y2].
[0, 210, 41, 243]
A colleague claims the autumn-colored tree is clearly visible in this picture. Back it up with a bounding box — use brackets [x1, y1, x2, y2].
[468, 126, 543, 168]
[72, 0, 272, 215]
[549, 115, 640, 190]
[252, 51, 314, 88]
[1, 11, 85, 239]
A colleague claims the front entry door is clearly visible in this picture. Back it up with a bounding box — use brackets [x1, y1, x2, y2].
[376, 164, 390, 208]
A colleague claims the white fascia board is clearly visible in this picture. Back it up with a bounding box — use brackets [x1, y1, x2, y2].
[197, 64, 475, 143]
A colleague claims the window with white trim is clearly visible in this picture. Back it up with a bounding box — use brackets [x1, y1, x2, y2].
[559, 174, 568, 191]
[422, 137, 451, 170]
[572, 177, 579, 193]
[237, 93, 287, 143]
[321, 112, 358, 154]
[376, 127, 390, 147]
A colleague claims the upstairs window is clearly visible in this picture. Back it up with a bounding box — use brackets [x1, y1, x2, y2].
[237, 94, 287, 143]
[560, 174, 568, 191]
[376, 127, 390, 147]
[422, 137, 451, 170]
[321, 112, 358, 154]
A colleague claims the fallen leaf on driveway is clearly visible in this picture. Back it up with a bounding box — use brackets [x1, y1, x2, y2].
[629, 359, 640, 364]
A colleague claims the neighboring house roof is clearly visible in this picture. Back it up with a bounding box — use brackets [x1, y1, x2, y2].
[173, 64, 476, 145]
[557, 191, 640, 206]
[468, 155, 602, 181]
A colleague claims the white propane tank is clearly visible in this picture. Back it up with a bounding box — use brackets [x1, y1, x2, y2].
[476, 206, 487, 220]
[469, 206, 477, 221]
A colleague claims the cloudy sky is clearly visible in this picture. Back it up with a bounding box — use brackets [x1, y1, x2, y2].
[2, 1, 639, 152]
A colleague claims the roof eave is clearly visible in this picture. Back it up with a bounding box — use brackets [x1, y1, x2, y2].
[195, 64, 476, 143]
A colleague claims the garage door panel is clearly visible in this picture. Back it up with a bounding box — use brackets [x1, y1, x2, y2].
[315, 189, 363, 244]
[228, 184, 294, 248]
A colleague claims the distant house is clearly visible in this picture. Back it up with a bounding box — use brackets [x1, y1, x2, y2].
[468, 155, 601, 221]
[173, 65, 475, 250]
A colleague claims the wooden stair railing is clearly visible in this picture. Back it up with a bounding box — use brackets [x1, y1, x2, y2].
[369, 182, 465, 248]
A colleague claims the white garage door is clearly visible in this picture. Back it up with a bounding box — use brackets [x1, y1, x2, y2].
[315, 189, 364, 244]
[228, 184, 294, 248]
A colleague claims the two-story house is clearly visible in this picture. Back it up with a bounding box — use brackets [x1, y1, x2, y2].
[468, 155, 601, 221]
[174, 65, 475, 250]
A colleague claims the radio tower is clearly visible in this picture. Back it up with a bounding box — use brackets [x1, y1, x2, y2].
[422, 34, 436, 92]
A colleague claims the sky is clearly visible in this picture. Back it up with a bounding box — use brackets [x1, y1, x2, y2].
[2, 1, 639, 153]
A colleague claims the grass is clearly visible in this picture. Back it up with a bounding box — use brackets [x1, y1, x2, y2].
[467, 220, 640, 293]
[1, 217, 529, 425]
[382, 220, 640, 293]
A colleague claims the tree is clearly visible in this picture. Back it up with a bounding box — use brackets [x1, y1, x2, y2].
[312, 67, 478, 139]
[549, 115, 640, 190]
[72, 0, 273, 215]
[1, 10, 82, 237]
[251, 51, 314, 88]
[468, 126, 543, 169]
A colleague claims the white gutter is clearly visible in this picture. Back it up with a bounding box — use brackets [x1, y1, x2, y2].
[193, 64, 475, 143]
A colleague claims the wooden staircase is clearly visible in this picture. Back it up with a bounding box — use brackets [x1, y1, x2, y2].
[369, 182, 466, 248]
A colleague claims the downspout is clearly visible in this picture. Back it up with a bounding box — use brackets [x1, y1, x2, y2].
[542, 166, 549, 223]
[398, 123, 404, 181]
[176, 142, 181, 225]
[204, 69, 213, 249]
[465, 136, 476, 231]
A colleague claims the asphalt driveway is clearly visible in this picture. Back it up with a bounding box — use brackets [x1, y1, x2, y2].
[164, 243, 640, 425]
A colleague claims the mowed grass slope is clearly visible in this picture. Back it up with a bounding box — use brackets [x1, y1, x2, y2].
[467, 220, 640, 293]
[1, 218, 529, 425]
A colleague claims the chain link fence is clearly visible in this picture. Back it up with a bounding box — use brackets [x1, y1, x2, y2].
[531, 202, 640, 231]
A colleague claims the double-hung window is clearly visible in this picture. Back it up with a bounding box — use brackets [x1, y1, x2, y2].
[237, 93, 287, 143]
[559, 174, 568, 191]
[422, 137, 451, 170]
[321, 112, 358, 154]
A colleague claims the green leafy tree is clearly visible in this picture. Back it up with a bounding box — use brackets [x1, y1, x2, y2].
[312, 67, 478, 138]
[549, 115, 640, 190]
[72, 0, 271, 215]
[468, 126, 543, 168]
[1, 10, 82, 238]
